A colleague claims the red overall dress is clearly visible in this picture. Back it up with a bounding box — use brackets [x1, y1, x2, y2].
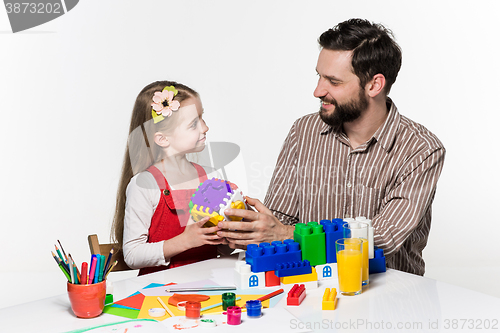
[138, 164, 218, 276]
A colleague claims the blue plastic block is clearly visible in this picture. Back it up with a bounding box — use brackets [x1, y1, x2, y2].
[275, 260, 312, 277]
[245, 240, 302, 273]
[369, 247, 386, 274]
[320, 219, 344, 263]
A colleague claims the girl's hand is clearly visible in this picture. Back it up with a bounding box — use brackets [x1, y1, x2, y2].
[182, 216, 225, 249]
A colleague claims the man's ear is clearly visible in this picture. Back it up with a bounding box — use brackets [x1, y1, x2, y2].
[154, 132, 169, 148]
[366, 74, 386, 98]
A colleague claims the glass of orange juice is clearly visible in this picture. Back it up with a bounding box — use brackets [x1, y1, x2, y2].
[335, 238, 363, 296]
[343, 222, 370, 286]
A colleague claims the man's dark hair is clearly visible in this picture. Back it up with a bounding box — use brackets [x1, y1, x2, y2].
[318, 18, 402, 94]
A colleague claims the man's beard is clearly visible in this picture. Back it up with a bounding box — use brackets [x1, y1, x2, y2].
[319, 88, 368, 133]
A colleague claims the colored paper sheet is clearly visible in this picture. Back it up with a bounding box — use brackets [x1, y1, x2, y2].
[138, 294, 269, 320]
[113, 293, 145, 310]
[103, 304, 140, 319]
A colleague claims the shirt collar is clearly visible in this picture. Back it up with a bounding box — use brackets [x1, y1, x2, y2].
[372, 98, 400, 153]
[319, 98, 400, 153]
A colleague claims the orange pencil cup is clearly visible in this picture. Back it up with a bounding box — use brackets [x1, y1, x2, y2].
[67, 280, 106, 318]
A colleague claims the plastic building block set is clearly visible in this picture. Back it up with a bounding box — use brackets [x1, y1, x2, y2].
[189, 178, 246, 227]
[235, 217, 386, 311]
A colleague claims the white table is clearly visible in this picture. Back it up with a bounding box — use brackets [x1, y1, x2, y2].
[1, 255, 499, 332]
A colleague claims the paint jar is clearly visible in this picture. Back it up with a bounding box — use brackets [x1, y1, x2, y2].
[185, 301, 201, 319]
[245, 300, 262, 318]
[227, 306, 242, 325]
[67, 280, 106, 318]
[222, 292, 236, 310]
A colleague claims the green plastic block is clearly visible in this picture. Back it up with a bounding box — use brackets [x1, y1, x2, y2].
[294, 222, 326, 266]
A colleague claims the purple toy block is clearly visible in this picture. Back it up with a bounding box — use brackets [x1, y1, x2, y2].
[320, 219, 344, 263]
[245, 240, 302, 273]
[191, 178, 232, 211]
[275, 260, 312, 277]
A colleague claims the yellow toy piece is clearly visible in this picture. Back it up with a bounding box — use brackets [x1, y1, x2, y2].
[226, 200, 245, 221]
[322, 288, 337, 310]
[190, 204, 224, 227]
[281, 267, 318, 284]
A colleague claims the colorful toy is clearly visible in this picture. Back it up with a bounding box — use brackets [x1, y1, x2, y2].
[275, 260, 312, 277]
[369, 247, 386, 274]
[294, 222, 326, 266]
[320, 219, 344, 263]
[281, 267, 318, 285]
[287, 284, 306, 306]
[245, 240, 302, 273]
[265, 271, 280, 287]
[315, 263, 336, 280]
[189, 178, 246, 227]
[234, 261, 265, 289]
[322, 288, 337, 310]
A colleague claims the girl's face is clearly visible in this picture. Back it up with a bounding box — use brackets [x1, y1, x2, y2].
[166, 96, 208, 155]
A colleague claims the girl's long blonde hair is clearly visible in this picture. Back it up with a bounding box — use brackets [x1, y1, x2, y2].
[111, 81, 198, 250]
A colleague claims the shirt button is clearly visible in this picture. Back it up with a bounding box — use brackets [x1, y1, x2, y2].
[347, 182, 352, 188]
[163, 189, 170, 196]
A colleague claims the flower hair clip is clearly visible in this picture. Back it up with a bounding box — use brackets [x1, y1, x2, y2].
[151, 86, 181, 123]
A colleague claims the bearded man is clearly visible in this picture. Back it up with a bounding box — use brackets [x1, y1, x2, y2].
[217, 18, 445, 276]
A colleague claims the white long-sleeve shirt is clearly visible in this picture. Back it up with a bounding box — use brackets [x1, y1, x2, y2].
[122, 166, 220, 270]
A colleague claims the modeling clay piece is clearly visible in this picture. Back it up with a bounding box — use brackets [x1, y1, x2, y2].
[189, 178, 247, 227]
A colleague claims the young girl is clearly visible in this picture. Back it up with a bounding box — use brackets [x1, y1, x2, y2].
[112, 81, 225, 275]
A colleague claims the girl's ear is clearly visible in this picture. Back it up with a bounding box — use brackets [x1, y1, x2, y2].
[154, 132, 169, 148]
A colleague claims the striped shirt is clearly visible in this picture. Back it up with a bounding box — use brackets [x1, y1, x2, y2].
[264, 99, 445, 275]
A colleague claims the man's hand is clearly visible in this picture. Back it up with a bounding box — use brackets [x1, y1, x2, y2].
[216, 196, 294, 249]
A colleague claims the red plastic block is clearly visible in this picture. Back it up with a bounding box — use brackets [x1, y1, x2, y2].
[287, 284, 306, 306]
[265, 270, 280, 287]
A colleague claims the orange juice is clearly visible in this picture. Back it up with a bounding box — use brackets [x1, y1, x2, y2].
[361, 238, 369, 285]
[337, 249, 362, 295]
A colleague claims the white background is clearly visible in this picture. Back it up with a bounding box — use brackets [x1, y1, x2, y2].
[0, 0, 499, 309]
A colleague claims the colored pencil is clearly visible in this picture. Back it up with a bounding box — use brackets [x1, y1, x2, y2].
[165, 286, 236, 292]
[51, 251, 70, 275]
[242, 288, 284, 308]
[103, 248, 114, 278]
[68, 254, 81, 282]
[57, 239, 69, 263]
[58, 262, 71, 282]
[103, 260, 118, 280]
[157, 297, 175, 318]
[68, 256, 74, 284]
[89, 255, 97, 284]
[200, 297, 241, 312]
[55, 245, 66, 264]
[72, 262, 79, 284]
[81, 262, 88, 285]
